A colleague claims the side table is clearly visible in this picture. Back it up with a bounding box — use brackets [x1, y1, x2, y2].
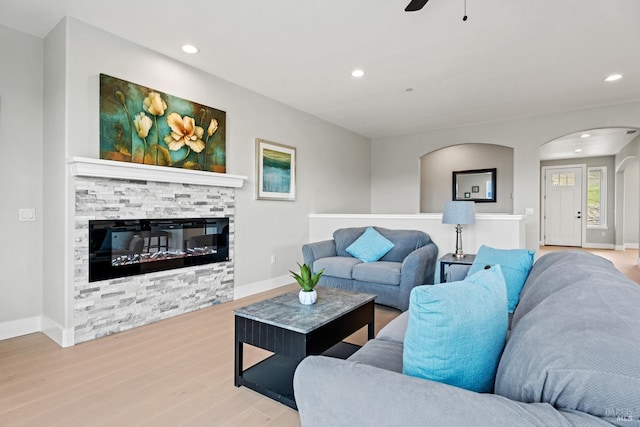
[438, 253, 476, 283]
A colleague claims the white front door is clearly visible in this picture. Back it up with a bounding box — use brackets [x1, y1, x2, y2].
[544, 167, 583, 246]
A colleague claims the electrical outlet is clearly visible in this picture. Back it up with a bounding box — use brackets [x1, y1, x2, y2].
[524, 208, 534, 216]
[19, 208, 36, 222]
[270, 255, 276, 264]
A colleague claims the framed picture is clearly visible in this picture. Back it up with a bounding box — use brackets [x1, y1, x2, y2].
[100, 74, 226, 173]
[256, 139, 296, 201]
[472, 185, 480, 193]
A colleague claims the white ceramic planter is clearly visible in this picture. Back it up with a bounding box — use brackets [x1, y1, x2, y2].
[299, 289, 317, 305]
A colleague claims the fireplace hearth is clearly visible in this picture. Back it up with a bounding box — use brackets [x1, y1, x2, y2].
[89, 217, 229, 282]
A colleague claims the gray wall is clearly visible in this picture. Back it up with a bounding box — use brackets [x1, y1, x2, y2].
[0, 26, 43, 328]
[420, 144, 513, 213]
[371, 102, 640, 251]
[540, 156, 615, 246]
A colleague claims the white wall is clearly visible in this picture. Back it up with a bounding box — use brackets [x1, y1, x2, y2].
[0, 26, 44, 337]
[614, 135, 640, 251]
[50, 18, 371, 323]
[624, 160, 639, 247]
[371, 102, 640, 250]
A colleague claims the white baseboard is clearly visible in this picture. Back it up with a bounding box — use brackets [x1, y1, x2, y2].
[42, 316, 74, 347]
[615, 245, 625, 251]
[0, 316, 42, 341]
[582, 243, 615, 250]
[234, 275, 293, 300]
[0, 316, 74, 347]
[624, 243, 639, 249]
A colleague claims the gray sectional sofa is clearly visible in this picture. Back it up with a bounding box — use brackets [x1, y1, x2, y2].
[294, 251, 640, 426]
[302, 227, 438, 312]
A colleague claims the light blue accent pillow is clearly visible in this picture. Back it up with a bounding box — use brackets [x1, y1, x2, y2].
[403, 265, 508, 392]
[467, 245, 535, 313]
[346, 226, 395, 263]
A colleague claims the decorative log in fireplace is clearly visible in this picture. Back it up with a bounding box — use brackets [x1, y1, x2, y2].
[88, 217, 230, 282]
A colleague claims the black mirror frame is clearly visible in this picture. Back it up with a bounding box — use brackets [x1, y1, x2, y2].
[452, 168, 497, 203]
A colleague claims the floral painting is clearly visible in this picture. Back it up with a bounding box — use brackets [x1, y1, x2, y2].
[99, 74, 226, 173]
[256, 139, 296, 201]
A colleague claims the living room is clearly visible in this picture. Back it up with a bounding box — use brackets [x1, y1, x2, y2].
[1, 0, 640, 425]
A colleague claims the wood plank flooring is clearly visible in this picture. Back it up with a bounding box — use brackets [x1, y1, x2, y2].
[1, 247, 637, 426]
[0, 284, 399, 427]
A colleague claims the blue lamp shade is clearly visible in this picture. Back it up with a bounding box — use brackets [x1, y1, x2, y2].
[442, 201, 476, 225]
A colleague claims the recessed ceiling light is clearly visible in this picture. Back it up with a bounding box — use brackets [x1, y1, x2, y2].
[182, 44, 199, 54]
[351, 69, 365, 78]
[575, 148, 583, 153]
[604, 74, 622, 82]
[580, 133, 591, 138]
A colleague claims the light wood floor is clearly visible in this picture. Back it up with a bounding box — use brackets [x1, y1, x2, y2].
[1, 247, 638, 426]
[0, 284, 400, 427]
[539, 246, 640, 284]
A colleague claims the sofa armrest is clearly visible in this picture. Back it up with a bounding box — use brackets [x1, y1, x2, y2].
[445, 264, 472, 282]
[400, 242, 438, 286]
[302, 240, 336, 269]
[294, 356, 602, 427]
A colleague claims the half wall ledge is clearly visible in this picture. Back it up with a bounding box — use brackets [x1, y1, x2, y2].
[67, 156, 247, 188]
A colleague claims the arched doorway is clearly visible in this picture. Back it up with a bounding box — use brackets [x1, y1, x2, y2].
[419, 143, 514, 213]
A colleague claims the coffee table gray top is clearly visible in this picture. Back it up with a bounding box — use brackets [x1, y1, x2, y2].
[234, 287, 376, 334]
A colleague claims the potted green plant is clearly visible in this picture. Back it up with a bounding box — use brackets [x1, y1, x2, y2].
[290, 262, 324, 305]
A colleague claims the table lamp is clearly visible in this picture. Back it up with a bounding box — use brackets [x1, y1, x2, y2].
[442, 201, 476, 258]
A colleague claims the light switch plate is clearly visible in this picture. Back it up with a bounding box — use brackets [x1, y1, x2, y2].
[19, 208, 36, 222]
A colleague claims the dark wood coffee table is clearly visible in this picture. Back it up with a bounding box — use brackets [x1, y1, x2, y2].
[234, 287, 376, 409]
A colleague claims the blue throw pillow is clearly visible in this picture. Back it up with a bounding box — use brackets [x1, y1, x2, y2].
[467, 245, 535, 313]
[346, 227, 395, 263]
[403, 265, 508, 392]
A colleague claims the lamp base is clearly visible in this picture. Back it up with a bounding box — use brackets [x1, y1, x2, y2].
[454, 224, 465, 258]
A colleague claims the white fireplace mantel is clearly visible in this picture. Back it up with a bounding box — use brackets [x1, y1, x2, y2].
[68, 157, 247, 188]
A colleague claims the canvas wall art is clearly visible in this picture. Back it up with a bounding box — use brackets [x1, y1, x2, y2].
[256, 139, 296, 201]
[99, 74, 226, 173]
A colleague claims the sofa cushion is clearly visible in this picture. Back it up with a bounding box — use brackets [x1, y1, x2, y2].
[495, 274, 640, 423]
[376, 311, 409, 344]
[352, 261, 402, 286]
[467, 245, 535, 313]
[333, 227, 431, 263]
[314, 256, 362, 279]
[334, 227, 369, 257]
[348, 339, 404, 373]
[512, 250, 618, 327]
[346, 226, 395, 263]
[402, 266, 508, 393]
[376, 228, 431, 262]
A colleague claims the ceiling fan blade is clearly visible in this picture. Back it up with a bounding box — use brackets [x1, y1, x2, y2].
[405, 0, 429, 12]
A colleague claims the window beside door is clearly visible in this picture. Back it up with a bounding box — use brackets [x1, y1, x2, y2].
[587, 167, 607, 228]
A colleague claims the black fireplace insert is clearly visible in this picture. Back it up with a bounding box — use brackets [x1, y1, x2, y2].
[88, 217, 230, 282]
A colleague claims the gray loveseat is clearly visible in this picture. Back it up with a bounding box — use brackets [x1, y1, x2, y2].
[302, 227, 438, 312]
[294, 251, 640, 426]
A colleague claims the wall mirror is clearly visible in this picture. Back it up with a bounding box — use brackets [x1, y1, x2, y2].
[453, 168, 497, 202]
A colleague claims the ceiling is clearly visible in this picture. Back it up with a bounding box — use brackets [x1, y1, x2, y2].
[2, 0, 640, 147]
[540, 128, 639, 161]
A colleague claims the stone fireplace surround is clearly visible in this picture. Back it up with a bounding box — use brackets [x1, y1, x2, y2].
[69, 158, 246, 344]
